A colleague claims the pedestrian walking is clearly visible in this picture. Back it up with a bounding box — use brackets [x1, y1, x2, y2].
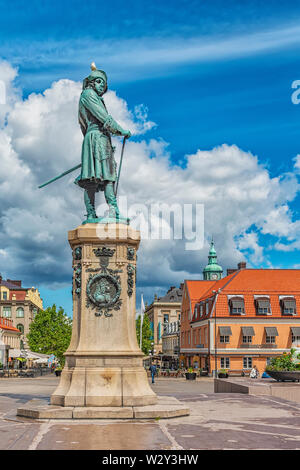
[150, 364, 157, 384]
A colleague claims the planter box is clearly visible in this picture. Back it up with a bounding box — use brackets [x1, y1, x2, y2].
[55, 370, 62, 377]
[266, 370, 300, 382]
[185, 372, 196, 380]
[218, 373, 228, 379]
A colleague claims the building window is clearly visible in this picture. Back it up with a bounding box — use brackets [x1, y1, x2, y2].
[229, 297, 245, 314]
[2, 306, 11, 317]
[17, 324, 24, 334]
[266, 357, 272, 366]
[220, 357, 230, 369]
[200, 304, 203, 316]
[242, 336, 253, 344]
[194, 306, 198, 319]
[163, 314, 169, 323]
[243, 357, 252, 369]
[292, 335, 300, 345]
[2, 292, 7, 300]
[206, 303, 209, 315]
[255, 298, 271, 315]
[266, 336, 276, 344]
[220, 335, 229, 343]
[281, 298, 296, 315]
[16, 307, 24, 318]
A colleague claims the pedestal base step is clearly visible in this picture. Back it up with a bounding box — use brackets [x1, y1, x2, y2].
[17, 396, 189, 420]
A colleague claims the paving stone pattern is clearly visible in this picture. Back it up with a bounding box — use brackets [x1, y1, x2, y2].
[0, 376, 299, 450]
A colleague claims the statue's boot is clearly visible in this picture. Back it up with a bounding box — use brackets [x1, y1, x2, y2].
[104, 182, 126, 221]
[84, 188, 97, 220]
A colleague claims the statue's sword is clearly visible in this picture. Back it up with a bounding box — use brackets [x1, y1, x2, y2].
[38, 164, 81, 189]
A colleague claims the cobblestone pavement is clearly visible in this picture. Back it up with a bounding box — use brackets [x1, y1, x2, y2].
[0, 375, 299, 450]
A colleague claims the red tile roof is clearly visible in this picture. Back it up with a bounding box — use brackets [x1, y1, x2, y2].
[189, 269, 300, 319]
[185, 280, 215, 300]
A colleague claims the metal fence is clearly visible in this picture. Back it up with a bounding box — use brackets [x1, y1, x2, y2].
[0, 367, 53, 378]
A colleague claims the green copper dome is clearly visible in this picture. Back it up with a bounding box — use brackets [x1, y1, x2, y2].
[203, 240, 223, 280]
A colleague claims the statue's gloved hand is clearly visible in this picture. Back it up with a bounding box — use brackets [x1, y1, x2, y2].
[123, 130, 131, 139]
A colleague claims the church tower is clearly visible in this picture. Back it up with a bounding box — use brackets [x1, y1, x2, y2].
[203, 239, 223, 280]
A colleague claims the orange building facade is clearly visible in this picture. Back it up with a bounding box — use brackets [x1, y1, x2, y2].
[180, 269, 300, 375]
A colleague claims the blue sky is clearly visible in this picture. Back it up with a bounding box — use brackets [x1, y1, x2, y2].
[0, 0, 300, 314]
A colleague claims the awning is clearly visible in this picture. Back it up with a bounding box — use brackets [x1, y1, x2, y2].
[291, 327, 300, 335]
[25, 351, 49, 360]
[282, 299, 296, 308]
[265, 327, 278, 336]
[33, 357, 48, 364]
[241, 327, 255, 336]
[219, 326, 232, 336]
[256, 299, 270, 308]
[231, 299, 245, 308]
[9, 349, 24, 358]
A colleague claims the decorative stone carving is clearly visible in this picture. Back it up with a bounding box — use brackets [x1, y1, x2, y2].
[127, 263, 135, 297]
[73, 264, 81, 296]
[86, 272, 122, 317]
[74, 246, 82, 260]
[93, 247, 115, 258]
[127, 246, 135, 260]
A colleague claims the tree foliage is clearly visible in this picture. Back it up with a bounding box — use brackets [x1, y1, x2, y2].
[27, 304, 72, 365]
[136, 313, 152, 355]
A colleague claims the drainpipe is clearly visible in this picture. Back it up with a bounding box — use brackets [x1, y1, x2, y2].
[211, 289, 221, 377]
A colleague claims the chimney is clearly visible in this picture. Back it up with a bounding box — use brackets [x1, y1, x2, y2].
[238, 262, 246, 270]
[227, 268, 237, 276]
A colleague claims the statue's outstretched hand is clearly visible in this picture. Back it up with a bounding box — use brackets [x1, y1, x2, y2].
[123, 130, 131, 139]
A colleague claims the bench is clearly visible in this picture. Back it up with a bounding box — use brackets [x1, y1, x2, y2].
[227, 369, 251, 377]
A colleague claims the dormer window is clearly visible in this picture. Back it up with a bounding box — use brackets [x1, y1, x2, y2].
[200, 304, 203, 316]
[206, 302, 209, 315]
[229, 297, 245, 315]
[255, 298, 271, 315]
[281, 297, 296, 315]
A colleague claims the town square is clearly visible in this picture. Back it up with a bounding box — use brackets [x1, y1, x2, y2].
[0, 0, 300, 457]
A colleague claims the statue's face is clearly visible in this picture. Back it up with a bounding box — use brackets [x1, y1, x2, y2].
[93, 77, 106, 96]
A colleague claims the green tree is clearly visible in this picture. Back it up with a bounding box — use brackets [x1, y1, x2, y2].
[136, 313, 152, 355]
[27, 304, 72, 366]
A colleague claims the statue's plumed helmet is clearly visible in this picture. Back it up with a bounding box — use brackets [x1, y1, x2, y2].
[83, 62, 108, 92]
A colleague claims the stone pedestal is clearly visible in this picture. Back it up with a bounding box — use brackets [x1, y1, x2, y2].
[51, 223, 157, 408]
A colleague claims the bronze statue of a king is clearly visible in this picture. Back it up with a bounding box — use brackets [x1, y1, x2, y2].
[76, 63, 131, 224]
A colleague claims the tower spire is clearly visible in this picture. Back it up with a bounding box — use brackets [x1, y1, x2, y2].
[203, 237, 223, 280]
